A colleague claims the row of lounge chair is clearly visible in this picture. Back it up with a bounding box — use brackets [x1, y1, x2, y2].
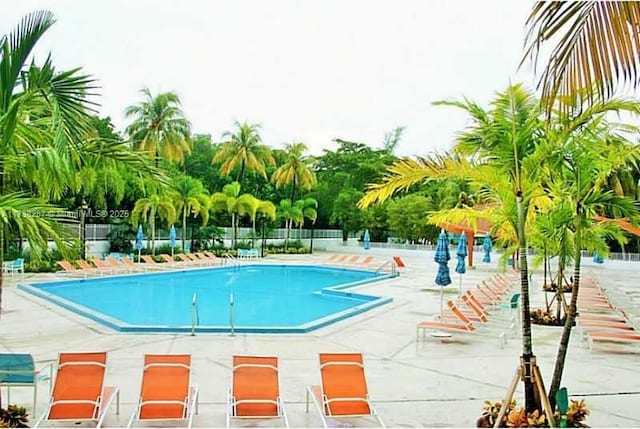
[57, 252, 224, 276]
[417, 273, 520, 344]
[32, 352, 383, 428]
[324, 253, 406, 272]
[574, 277, 640, 351]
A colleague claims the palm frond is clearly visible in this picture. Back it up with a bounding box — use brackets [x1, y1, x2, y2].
[523, 2, 640, 114]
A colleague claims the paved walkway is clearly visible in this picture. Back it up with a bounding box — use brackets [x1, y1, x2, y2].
[1, 249, 638, 427]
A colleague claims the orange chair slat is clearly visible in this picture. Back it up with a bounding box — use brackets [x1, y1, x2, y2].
[232, 355, 279, 417]
[139, 354, 191, 420]
[319, 353, 371, 416]
[49, 352, 107, 420]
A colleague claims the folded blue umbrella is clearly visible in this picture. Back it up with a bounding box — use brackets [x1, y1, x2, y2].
[482, 234, 492, 263]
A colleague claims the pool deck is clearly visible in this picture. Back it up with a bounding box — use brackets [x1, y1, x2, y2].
[1, 249, 639, 427]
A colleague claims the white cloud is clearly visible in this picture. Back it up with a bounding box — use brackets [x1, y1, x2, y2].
[4, 0, 536, 157]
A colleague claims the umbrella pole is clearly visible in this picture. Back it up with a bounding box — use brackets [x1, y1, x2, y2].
[459, 274, 463, 297]
[138, 249, 141, 264]
[440, 287, 444, 320]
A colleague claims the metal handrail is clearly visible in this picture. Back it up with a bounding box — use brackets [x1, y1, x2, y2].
[191, 293, 199, 336]
[229, 291, 235, 337]
[376, 260, 398, 277]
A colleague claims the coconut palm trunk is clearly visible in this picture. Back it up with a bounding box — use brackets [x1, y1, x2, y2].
[516, 193, 537, 412]
[182, 208, 187, 251]
[150, 215, 156, 255]
[548, 208, 583, 409]
[232, 212, 237, 248]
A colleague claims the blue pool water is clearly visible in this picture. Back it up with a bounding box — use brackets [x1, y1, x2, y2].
[18, 264, 393, 333]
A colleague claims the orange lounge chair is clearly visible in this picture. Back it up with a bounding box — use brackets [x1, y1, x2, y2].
[325, 255, 349, 265]
[354, 256, 376, 268]
[57, 260, 93, 277]
[586, 330, 640, 352]
[79, 259, 112, 275]
[226, 355, 288, 427]
[105, 257, 135, 273]
[324, 254, 341, 264]
[141, 255, 161, 266]
[127, 354, 198, 428]
[91, 259, 115, 274]
[194, 252, 219, 265]
[416, 301, 477, 340]
[34, 352, 119, 428]
[335, 255, 360, 266]
[392, 256, 406, 270]
[176, 253, 201, 266]
[306, 353, 384, 428]
[441, 294, 489, 324]
[56, 260, 78, 272]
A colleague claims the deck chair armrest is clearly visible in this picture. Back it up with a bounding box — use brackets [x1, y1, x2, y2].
[305, 385, 328, 427]
[96, 386, 120, 428]
[187, 385, 199, 429]
[189, 385, 199, 415]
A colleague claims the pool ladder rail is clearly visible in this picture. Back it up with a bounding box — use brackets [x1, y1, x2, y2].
[191, 293, 199, 336]
[376, 260, 398, 277]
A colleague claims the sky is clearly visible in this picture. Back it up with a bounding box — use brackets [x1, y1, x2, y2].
[3, 0, 537, 157]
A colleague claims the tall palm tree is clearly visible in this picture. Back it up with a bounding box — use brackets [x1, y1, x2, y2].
[523, 2, 640, 114]
[131, 192, 177, 255]
[271, 142, 317, 201]
[212, 121, 275, 181]
[210, 181, 255, 248]
[543, 106, 640, 407]
[171, 176, 210, 251]
[360, 84, 545, 411]
[125, 88, 192, 164]
[277, 199, 299, 249]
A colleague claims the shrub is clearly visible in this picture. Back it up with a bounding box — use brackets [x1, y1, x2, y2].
[477, 399, 589, 428]
[0, 405, 29, 428]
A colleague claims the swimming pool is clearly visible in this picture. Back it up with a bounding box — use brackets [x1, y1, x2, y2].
[18, 264, 393, 333]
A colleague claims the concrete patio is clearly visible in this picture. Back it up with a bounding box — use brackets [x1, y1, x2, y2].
[1, 249, 638, 427]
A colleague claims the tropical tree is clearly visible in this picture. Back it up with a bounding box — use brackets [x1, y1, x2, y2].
[276, 199, 300, 249]
[523, 2, 640, 114]
[171, 176, 210, 251]
[542, 103, 640, 407]
[131, 192, 177, 255]
[272, 142, 317, 202]
[360, 84, 545, 412]
[293, 198, 318, 238]
[331, 188, 367, 243]
[210, 181, 255, 247]
[125, 88, 192, 164]
[244, 197, 276, 234]
[0, 11, 153, 314]
[386, 195, 438, 244]
[382, 126, 405, 153]
[212, 121, 275, 181]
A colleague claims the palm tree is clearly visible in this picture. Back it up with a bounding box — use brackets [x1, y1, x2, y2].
[294, 198, 318, 238]
[212, 121, 275, 181]
[542, 107, 640, 407]
[125, 88, 192, 165]
[210, 182, 255, 248]
[271, 142, 317, 201]
[131, 192, 177, 255]
[277, 199, 298, 249]
[0, 10, 100, 314]
[171, 176, 210, 251]
[523, 2, 640, 114]
[360, 84, 545, 412]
